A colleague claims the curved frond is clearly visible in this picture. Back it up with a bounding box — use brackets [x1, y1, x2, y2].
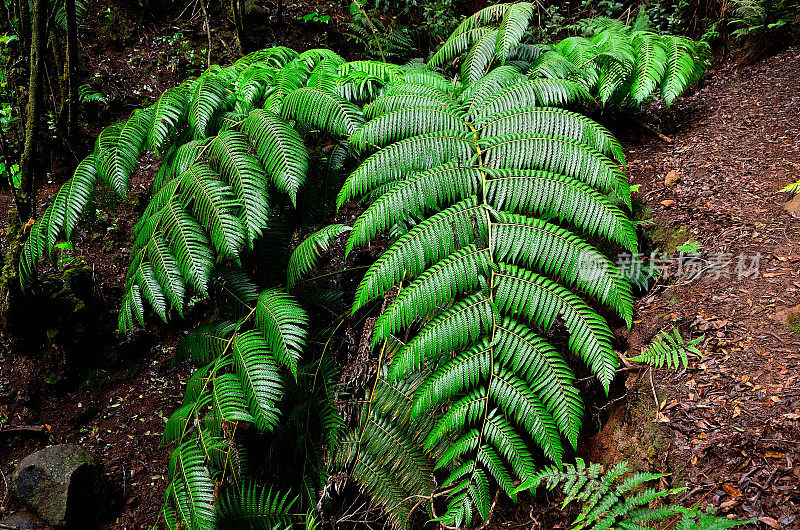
[254, 289, 309, 378]
[494, 263, 617, 390]
[208, 130, 271, 242]
[287, 224, 351, 288]
[232, 331, 284, 431]
[350, 107, 468, 153]
[281, 87, 364, 137]
[242, 109, 309, 205]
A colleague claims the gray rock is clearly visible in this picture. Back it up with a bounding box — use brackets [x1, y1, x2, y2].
[1, 510, 53, 530]
[11, 444, 104, 527]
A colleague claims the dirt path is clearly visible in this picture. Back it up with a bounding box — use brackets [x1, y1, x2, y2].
[621, 48, 800, 528]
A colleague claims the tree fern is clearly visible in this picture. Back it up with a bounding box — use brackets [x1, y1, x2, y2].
[335, 68, 637, 526]
[18, 14, 714, 528]
[160, 287, 311, 528]
[429, 3, 710, 108]
[20, 47, 368, 332]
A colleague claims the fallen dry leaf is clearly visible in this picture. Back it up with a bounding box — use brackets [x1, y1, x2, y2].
[722, 483, 742, 498]
[665, 169, 681, 187]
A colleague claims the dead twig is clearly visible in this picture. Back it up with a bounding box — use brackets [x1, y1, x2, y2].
[633, 117, 674, 143]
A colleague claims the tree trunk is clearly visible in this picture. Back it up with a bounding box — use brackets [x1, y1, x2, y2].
[17, 0, 48, 222]
[17, 0, 30, 55]
[62, 0, 78, 146]
[232, 0, 245, 52]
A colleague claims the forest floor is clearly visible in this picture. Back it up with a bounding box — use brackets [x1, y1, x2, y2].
[0, 6, 799, 526]
[588, 48, 800, 529]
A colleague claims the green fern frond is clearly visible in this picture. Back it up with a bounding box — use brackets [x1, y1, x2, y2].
[494, 317, 583, 446]
[461, 29, 500, 83]
[350, 107, 468, 153]
[179, 163, 248, 259]
[94, 107, 152, 197]
[78, 83, 106, 104]
[429, 27, 492, 69]
[189, 73, 233, 139]
[461, 65, 528, 111]
[346, 163, 483, 253]
[627, 328, 703, 369]
[160, 196, 214, 294]
[167, 439, 217, 529]
[351, 198, 488, 312]
[528, 50, 582, 80]
[389, 294, 496, 379]
[232, 330, 284, 431]
[176, 320, 237, 364]
[452, 2, 518, 36]
[491, 212, 633, 324]
[212, 373, 257, 423]
[475, 107, 625, 164]
[516, 457, 751, 530]
[208, 130, 271, 243]
[480, 135, 630, 204]
[281, 88, 364, 137]
[780, 180, 800, 194]
[150, 84, 191, 154]
[337, 131, 475, 207]
[495, 2, 535, 64]
[363, 92, 455, 120]
[494, 263, 617, 390]
[375, 245, 492, 342]
[241, 109, 309, 205]
[287, 224, 351, 288]
[254, 289, 309, 378]
[630, 32, 668, 104]
[218, 483, 298, 528]
[484, 169, 637, 251]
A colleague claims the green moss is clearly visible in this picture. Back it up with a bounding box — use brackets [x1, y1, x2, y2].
[646, 224, 691, 254]
[0, 219, 26, 327]
[787, 312, 800, 335]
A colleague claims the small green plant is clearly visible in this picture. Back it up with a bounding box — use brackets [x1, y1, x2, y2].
[53, 241, 77, 266]
[78, 84, 107, 105]
[0, 160, 20, 189]
[628, 327, 703, 369]
[676, 238, 703, 254]
[0, 34, 17, 91]
[298, 10, 331, 24]
[779, 179, 800, 194]
[346, 0, 414, 60]
[522, 458, 752, 529]
[786, 311, 800, 335]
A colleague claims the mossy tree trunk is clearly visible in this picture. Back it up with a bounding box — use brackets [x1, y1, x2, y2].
[17, 0, 48, 222]
[3, 0, 49, 327]
[232, 0, 245, 52]
[16, 0, 30, 55]
[60, 0, 78, 148]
